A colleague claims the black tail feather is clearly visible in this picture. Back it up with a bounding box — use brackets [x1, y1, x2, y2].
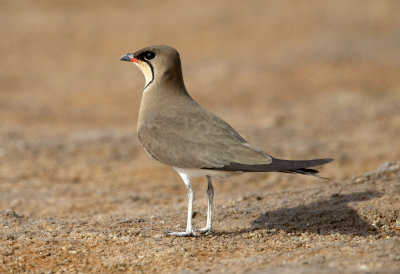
[281, 167, 328, 179]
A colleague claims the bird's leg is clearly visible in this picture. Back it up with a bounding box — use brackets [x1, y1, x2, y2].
[168, 173, 196, 236]
[195, 176, 214, 234]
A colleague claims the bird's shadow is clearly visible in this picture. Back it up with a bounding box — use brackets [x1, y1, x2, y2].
[216, 191, 383, 237]
[250, 191, 382, 236]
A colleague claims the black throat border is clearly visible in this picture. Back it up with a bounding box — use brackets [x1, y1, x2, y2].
[144, 61, 155, 89]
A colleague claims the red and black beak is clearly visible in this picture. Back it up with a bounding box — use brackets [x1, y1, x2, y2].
[120, 54, 138, 62]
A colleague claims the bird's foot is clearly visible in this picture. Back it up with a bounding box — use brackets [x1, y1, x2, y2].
[194, 226, 212, 234]
[168, 230, 197, 237]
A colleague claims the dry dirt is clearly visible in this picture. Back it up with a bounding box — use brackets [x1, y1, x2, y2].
[1, 0, 400, 273]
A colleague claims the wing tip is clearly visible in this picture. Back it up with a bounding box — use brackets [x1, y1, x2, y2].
[203, 157, 334, 173]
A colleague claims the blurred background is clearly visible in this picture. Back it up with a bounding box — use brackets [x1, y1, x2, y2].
[0, 0, 400, 216]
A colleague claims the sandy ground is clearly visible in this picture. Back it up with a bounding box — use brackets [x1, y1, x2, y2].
[1, 0, 400, 272]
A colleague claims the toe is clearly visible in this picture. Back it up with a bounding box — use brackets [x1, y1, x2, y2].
[194, 227, 212, 234]
[168, 230, 197, 237]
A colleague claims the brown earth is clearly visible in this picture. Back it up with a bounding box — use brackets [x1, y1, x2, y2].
[1, 0, 400, 273]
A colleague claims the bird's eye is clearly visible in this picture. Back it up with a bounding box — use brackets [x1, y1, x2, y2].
[140, 51, 156, 61]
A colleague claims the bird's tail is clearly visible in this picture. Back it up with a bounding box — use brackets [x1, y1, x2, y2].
[206, 157, 333, 178]
[270, 157, 333, 178]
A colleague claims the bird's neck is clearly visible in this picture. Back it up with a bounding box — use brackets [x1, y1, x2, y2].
[137, 80, 191, 129]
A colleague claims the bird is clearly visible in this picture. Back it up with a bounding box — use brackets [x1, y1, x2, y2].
[120, 45, 333, 236]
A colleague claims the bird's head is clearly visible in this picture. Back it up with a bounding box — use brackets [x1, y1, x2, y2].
[120, 45, 185, 90]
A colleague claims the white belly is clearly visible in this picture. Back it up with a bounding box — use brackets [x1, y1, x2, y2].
[174, 167, 240, 179]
